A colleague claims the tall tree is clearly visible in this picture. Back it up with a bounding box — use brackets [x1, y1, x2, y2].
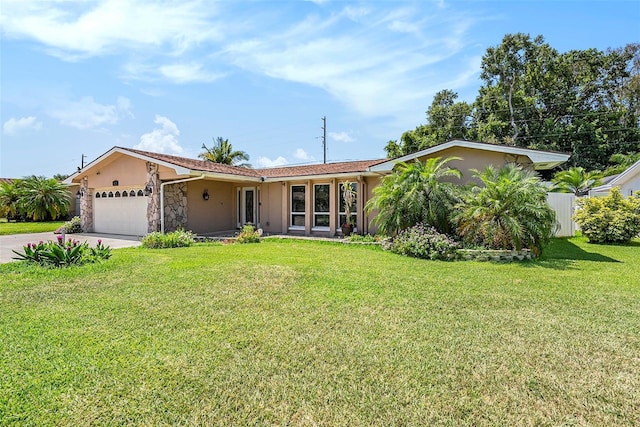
[199, 137, 251, 167]
[385, 90, 472, 157]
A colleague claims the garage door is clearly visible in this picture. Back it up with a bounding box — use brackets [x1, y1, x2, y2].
[94, 189, 148, 235]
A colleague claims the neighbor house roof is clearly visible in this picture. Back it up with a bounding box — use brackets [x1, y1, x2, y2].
[0, 178, 14, 185]
[590, 159, 640, 192]
[369, 139, 571, 172]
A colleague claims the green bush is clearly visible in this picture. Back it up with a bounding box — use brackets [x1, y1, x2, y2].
[236, 224, 261, 244]
[573, 188, 640, 244]
[346, 233, 381, 243]
[141, 229, 195, 249]
[12, 236, 111, 267]
[383, 224, 459, 260]
[55, 216, 83, 234]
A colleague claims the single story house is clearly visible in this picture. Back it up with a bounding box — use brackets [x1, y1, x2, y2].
[64, 140, 570, 236]
[589, 159, 640, 197]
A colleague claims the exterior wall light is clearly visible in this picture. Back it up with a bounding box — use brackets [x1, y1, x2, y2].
[144, 183, 153, 196]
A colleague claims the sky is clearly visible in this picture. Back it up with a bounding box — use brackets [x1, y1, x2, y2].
[1, 0, 639, 178]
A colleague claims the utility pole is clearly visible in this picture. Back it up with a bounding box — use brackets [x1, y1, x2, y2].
[321, 116, 327, 164]
[81, 154, 86, 169]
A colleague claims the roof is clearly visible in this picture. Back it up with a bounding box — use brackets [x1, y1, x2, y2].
[259, 159, 386, 178]
[369, 139, 570, 172]
[591, 159, 640, 192]
[66, 146, 386, 184]
[0, 178, 15, 185]
[126, 148, 260, 178]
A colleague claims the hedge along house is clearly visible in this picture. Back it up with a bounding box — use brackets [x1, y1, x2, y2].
[64, 141, 570, 237]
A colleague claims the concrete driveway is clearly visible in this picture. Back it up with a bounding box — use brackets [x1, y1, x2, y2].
[0, 232, 142, 264]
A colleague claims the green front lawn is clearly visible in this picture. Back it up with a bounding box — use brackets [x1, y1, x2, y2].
[1, 238, 639, 425]
[0, 220, 65, 235]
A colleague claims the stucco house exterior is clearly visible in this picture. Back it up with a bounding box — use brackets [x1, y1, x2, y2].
[589, 159, 640, 197]
[64, 140, 570, 237]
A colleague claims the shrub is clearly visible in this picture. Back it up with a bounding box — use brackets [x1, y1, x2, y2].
[141, 229, 195, 249]
[383, 224, 460, 260]
[236, 224, 261, 244]
[346, 233, 380, 243]
[573, 188, 640, 244]
[55, 216, 83, 234]
[454, 164, 555, 253]
[12, 236, 111, 267]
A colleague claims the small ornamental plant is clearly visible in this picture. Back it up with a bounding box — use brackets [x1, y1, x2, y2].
[12, 236, 112, 267]
[141, 229, 195, 249]
[236, 224, 262, 244]
[54, 216, 83, 234]
[383, 223, 460, 261]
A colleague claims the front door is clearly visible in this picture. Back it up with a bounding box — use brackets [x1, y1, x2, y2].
[238, 187, 258, 227]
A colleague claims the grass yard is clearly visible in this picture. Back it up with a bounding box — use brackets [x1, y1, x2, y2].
[1, 237, 639, 426]
[0, 220, 65, 235]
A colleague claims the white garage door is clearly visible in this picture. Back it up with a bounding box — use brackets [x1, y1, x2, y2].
[94, 190, 148, 235]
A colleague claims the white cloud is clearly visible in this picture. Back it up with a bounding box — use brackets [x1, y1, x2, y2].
[223, 4, 479, 118]
[48, 96, 132, 130]
[3, 116, 42, 135]
[134, 115, 183, 155]
[255, 156, 288, 168]
[293, 148, 315, 162]
[159, 63, 226, 84]
[0, 0, 220, 59]
[328, 131, 354, 143]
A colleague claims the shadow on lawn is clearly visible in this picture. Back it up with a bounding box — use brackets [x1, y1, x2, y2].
[532, 238, 621, 270]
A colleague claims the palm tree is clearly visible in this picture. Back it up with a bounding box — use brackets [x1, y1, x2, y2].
[0, 180, 22, 220]
[454, 164, 555, 253]
[20, 176, 70, 221]
[551, 167, 603, 196]
[365, 157, 462, 235]
[199, 137, 251, 167]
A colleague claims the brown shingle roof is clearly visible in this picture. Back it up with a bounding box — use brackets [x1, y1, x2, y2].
[0, 178, 15, 185]
[259, 159, 386, 178]
[123, 148, 261, 178]
[121, 147, 385, 179]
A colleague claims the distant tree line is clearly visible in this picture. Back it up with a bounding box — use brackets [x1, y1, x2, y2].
[385, 34, 640, 173]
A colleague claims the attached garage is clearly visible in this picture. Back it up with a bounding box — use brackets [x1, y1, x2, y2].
[93, 189, 148, 236]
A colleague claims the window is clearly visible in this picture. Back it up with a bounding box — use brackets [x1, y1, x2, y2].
[114, 191, 121, 197]
[290, 185, 305, 228]
[137, 190, 144, 197]
[339, 182, 357, 226]
[108, 192, 114, 198]
[95, 192, 101, 198]
[313, 184, 330, 228]
[122, 190, 128, 197]
[130, 190, 136, 197]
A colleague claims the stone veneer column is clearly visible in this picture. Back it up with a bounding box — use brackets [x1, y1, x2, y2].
[163, 182, 188, 232]
[146, 162, 161, 233]
[80, 176, 94, 232]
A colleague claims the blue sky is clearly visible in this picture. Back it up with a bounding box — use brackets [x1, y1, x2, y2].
[1, 0, 639, 178]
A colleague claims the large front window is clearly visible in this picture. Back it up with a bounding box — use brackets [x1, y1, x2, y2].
[290, 185, 305, 228]
[313, 184, 330, 228]
[339, 182, 357, 226]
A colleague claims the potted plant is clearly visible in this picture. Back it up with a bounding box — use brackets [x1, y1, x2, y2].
[340, 180, 356, 236]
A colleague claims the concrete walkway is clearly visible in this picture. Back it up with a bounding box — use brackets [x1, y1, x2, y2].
[0, 232, 141, 264]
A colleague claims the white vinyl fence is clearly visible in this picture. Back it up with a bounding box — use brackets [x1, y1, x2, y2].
[547, 192, 576, 237]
